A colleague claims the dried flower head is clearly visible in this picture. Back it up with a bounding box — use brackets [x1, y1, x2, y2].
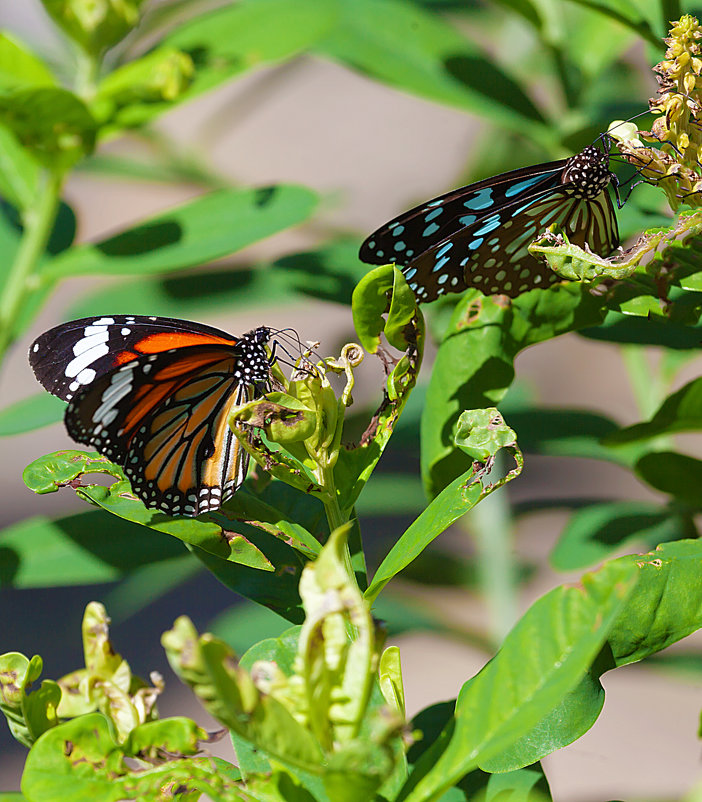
[612, 16, 702, 211]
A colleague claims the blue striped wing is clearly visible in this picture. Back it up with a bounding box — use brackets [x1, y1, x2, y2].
[359, 148, 618, 301]
[405, 189, 617, 300]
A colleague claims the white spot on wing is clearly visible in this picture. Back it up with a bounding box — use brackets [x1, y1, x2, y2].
[65, 343, 109, 378]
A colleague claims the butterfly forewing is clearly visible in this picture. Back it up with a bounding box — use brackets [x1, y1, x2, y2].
[359, 145, 619, 301]
[29, 315, 241, 401]
[359, 159, 568, 267]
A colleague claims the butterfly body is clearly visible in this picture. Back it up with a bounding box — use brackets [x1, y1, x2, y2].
[30, 316, 272, 517]
[359, 145, 618, 301]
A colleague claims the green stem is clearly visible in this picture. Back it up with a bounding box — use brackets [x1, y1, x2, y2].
[466, 454, 518, 646]
[0, 170, 63, 369]
[74, 46, 101, 102]
[620, 345, 663, 419]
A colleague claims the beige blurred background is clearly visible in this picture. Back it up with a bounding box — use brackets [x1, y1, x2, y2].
[2, 1, 702, 799]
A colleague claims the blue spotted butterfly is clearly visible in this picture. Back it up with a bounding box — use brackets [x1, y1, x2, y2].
[359, 144, 618, 301]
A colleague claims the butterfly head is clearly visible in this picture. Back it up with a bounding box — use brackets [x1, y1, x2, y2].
[561, 145, 612, 199]
[239, 327, 274, 393]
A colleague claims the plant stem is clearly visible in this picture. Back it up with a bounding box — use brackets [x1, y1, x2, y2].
[0, 170, 63, 369]
[467, 455, 519, 646]
[74, 46, 100, 102]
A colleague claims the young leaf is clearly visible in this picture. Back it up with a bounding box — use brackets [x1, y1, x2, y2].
[40, 0, 145, 55]
[162, 616, 325, 772]
[0, 87, 96, 169]
[0, 653, 59, 747]
[40, 185, 318, 280]
[20, 712, 237, 801]
[91, 47, 194, 135]
[0, 32, 56, 90]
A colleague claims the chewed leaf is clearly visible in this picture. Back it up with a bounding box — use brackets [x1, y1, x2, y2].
[351, 264, 421, 353]
[455, 408, 517, 461]
[22, 450, 278, 570]
[23, 450, 125, 494]
[0, 653, 59, 747]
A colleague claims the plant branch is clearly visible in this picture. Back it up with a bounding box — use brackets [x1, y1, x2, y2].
[0, 170, 63, 369]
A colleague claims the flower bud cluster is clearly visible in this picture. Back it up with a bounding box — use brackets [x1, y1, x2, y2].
[611, 16, 702, 211]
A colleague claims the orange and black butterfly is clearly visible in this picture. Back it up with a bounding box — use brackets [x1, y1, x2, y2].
[29, 315, 274, 517]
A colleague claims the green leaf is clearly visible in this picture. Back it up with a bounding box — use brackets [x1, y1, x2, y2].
[352, 264, 408, 353]
[422, 286, 606, 496]
[504, 407, 644, 466]
[0, 125, 40, 211]
[67, 238, 366, 320]
[366, 408, 523, 604]
[0, 32, 56, 90]
[0, 510, 186, 588]
[0, 653, 59, 747]
[604, 377, 702, 445]
[550, 501, 696, 570]
[480, 539, 702, 772]
[635, 451, 702, 507]
[0, 393, 65, 436]
[21, 712, 240, 801]
[454, 408, 517, 461]
[23, 449, 126, 494]
[317, 0, 548, 139]
[156, 0, 339, 110]
[400, 560, 637, 800]
[579, 310, 702, 349]
[0, 87, 96, 169]
[365, 467, 482, 604]
[22, 449, 282, 571]
[40, 184, 318, 280]
[408, 705, 553, 800]
[561, 0, 662, 44]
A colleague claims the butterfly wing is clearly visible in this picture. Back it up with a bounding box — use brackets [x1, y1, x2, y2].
[359, 159, 568, 267]
[405, 187, 618, 300]
[360, 145, 619, 301]
[65, 344, 266, 516]
[29, 315, 240, 401]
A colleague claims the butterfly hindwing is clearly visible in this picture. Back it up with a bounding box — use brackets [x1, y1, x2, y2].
[29, 315, 241, 402]
[64, 342, 268, 516]
[406, 187, 618, 300]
